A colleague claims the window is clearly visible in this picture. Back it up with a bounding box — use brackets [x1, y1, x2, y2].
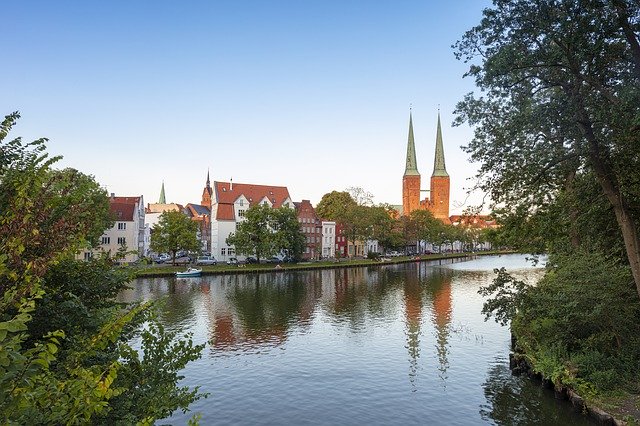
[101, 236, 110, 245]
[228, 248, 235, 255]
[238, 209, 246, 218]
[117, 237, 126, 245]
[118, 222, 126, 230]
[83, 252, 93, 261]
[221, 248, 226, 256]
[239, 199, 244, 206]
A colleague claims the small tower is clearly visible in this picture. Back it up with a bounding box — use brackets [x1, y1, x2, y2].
[158, 181, 166, 204]
[402, 111, 421, 216]
[429, 113, 450, 221]
[201, 169, 213, 207]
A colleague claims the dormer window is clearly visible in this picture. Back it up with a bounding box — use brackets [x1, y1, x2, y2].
[239, 199, 244, 206]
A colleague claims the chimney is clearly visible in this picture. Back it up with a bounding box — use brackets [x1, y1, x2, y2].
[230, 177, 233, 191]
[110, 193, 115, 199]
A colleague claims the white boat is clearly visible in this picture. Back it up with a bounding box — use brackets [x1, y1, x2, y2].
[175, 267, 202, 278]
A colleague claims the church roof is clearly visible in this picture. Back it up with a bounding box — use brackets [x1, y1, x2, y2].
[404, 112, 420, 176]
[158, 182, 166, 203]
[432, 112, 449, 177]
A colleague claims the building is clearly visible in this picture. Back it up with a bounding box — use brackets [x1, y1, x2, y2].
[184, 172, 214, 252]
[210, 180, 294, 262]
[335, 223, 347, 258]
[402, 111, 450, 222]
[79, 194, 145, 262]
[295, 200, 322, 260]
[321, 221, 336, 258]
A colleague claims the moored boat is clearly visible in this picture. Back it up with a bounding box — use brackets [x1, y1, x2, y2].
[175, 267, 202, 278]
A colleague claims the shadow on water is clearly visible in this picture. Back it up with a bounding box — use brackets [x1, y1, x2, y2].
[480, 360, 596, 425]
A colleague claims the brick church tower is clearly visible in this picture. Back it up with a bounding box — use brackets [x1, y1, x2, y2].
[429, 113, 450, 221]
[201, 170, 213, 207]
[402, 112, 421, 215]
[401, 111, 450, 222]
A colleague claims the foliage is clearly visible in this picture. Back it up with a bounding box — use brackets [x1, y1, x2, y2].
[454, 0, 640, 295]
[482, 251, 640, 393]
[272, 207, 305, 262]
[226, 204, 304, 262]
[315, 191, 357, 223]
[150, 210, 200, 263]
[0, 112, 205, 424]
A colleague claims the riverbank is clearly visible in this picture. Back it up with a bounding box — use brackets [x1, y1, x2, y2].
[133, 251, 508, 278]
[499, 252, 640, 425]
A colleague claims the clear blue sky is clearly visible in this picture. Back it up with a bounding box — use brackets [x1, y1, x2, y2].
[3, 0, 490, 213]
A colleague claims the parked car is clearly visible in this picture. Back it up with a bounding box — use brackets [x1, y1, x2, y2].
[245, 257, 258, 264]
[196, 256, 217, 266]
[226, 257, 239, 265]
[266, 256, 282, 264]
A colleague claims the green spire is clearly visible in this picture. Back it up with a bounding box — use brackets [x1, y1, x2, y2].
[159, 181, 166, 203]
[432, 112, 449, 177]
[404, 111, 420, 176]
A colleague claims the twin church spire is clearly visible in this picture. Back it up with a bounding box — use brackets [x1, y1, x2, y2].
[402, 109, 450, 221]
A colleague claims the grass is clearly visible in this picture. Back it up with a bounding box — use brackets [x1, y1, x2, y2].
[133, 251, 507, 278]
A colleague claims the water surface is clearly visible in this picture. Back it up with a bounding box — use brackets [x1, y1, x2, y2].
[120, 254, 592, 425]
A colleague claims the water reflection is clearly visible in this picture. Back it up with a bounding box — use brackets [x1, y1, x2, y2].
[121, 255, 593, 425]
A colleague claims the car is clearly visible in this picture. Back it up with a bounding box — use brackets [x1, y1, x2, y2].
[226, 257, 239, 265]
[196, 256, 217, 266]
[266, 256, 282, 264]
[245, 257, 258, 264]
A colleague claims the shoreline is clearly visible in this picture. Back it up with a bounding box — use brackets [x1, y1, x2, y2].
[133, 251, 510, 278]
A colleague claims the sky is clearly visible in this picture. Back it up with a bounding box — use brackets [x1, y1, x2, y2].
[3, 0, 492, 214]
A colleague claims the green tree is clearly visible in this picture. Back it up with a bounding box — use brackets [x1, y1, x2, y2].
[315, 191, 357, 223]
[454, 0, 640, 296]
[272, 207, 305, 262]
[150, 210, 200, 264]
[0, 113, 205, 424]
[226, 203, 277, 262]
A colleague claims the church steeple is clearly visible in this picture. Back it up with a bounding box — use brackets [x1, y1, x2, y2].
[404, 111, 420, 176]
[432, 112, 449, 177]
[206, 169, 211, 188]
[158, 181, 166, 204]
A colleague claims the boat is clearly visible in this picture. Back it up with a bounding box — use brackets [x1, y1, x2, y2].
[175, 267, 202, 278]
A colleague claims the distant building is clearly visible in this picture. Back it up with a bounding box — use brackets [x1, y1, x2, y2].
[295, 200, 322, 260]
[335, 223, 347, 258]
[321, 221, 336, 258]
[211, 180, 294, 261]
[402, 111, 450, 222]
[79, 194, 145, 263]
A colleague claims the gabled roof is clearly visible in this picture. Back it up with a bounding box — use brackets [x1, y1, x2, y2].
[214, 181, 291, 208]
[212, 181, 292, 221]
[112, 196, 141, 205]
[110, 202, 135, 221]
[216, 204, 236, 221]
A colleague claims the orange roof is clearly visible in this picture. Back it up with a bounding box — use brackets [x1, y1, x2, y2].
[213, 181, 291, 221]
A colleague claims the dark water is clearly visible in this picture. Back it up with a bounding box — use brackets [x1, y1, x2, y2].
[120, 254, 594, 425]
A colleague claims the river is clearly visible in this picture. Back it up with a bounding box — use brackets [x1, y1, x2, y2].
[119, 254, 594, 425]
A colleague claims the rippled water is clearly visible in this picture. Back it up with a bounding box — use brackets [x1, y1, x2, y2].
[119, 254, 593, 425]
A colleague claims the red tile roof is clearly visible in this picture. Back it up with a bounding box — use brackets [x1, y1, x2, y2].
[112, 196, 141, 204]
[110, 202, 135, 221]
[213, 181, 292, 221]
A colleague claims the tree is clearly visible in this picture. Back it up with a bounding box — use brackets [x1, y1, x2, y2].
[0, 113, 205, 424]
[454, 0, 640, 297]
[151, 210, 200, 264]
[272, 207, 306, 262]
[315, 191, 357, 223]
[226, 204, 277, 262]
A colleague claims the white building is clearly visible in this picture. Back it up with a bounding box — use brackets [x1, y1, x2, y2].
[321, 221, 336, 258]
[210, 181, 294, 262]
[80, 194, 145, 263]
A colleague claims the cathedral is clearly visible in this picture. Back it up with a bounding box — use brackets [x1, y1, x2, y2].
[402, 111, 450, 222]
